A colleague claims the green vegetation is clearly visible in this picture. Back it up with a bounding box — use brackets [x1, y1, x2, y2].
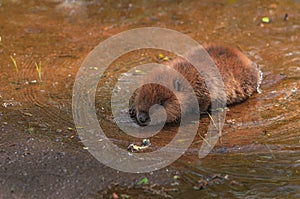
[137, 177, 149, 185]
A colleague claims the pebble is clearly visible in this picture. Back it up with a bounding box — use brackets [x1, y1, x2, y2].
[56, 129, 63, 133]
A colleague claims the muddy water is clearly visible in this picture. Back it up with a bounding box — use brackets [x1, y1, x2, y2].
[0, 0, 299, 198]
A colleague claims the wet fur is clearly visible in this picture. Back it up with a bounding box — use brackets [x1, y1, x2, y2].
[130, 44, 261, 125]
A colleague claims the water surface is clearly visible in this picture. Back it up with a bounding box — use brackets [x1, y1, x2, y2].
[0, 0, 299, 198]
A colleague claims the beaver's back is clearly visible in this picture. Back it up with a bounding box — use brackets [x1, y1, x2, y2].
[168, 44, 260, 106]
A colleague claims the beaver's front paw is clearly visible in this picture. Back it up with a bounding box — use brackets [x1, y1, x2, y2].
[129, 105, 136, 118]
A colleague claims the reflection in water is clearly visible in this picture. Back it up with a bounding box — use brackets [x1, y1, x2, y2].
[0, 0, 299, 198]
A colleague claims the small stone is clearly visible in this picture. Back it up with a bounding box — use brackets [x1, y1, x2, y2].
[56, 129, 63, 133]
[112, 192, 119, 199]
[230, 180, 239, 185]
[226, 119, 236, 124]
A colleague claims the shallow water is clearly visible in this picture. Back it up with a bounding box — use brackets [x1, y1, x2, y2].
[0, 0, 299, 198]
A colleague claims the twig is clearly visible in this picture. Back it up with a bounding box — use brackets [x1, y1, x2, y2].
[35, 61, 42, 82]
[10, 55, 18, 72]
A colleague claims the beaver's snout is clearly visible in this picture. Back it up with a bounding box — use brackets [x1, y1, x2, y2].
[129, 105, 151, 126]
[137, 111, 150, 126]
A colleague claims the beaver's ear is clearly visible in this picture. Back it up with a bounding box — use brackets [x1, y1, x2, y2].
[173, 79, 183, 92]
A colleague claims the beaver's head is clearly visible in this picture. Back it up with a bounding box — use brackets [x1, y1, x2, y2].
[129, 65, 196, 126]
[129, 57, 204, 126]
[131, 82, 183, 126]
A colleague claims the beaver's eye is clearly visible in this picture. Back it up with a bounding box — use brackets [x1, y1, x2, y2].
[173, 79, 183, 92]
[158, 99, 164, 106]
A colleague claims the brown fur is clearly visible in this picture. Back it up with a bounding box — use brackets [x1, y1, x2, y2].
[130, 44, 261, 125]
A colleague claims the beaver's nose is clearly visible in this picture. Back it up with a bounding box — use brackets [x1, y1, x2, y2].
[137, 111, 150, 126]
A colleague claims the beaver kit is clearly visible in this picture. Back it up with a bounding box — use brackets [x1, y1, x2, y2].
[129, 44, 262, 126]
